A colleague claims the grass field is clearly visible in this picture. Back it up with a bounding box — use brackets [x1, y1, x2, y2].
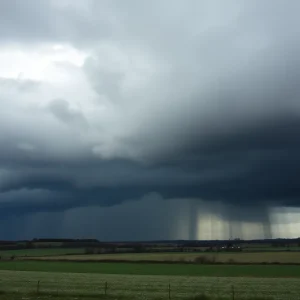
[0, 269, 299, 300]
[1, 250, 300, 299]
[0, 248, 84, 257]
[1, 261, 300, 277]
[243, 247, 300, 252]
[26, 251, 300, 264]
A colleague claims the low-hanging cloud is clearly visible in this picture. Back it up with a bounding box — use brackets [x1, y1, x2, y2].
[0, 0, 300, 222]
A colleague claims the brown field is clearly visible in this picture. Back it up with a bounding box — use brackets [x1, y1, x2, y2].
[24, 251, 300, 264]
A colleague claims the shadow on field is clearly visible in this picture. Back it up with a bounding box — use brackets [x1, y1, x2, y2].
[190, 295, 273, 300]
[0, 290, 129, 300]
[0, 290, 274, 300]
[24, 257, 300, 265]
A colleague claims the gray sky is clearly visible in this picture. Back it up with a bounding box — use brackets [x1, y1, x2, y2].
[1, 0, 300, 240]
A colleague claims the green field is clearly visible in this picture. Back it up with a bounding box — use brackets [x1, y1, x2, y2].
[28, 251, 300, 264]
[0, 269, 299, 300]
[244, 247, 300, 251]
[0, 248, 84, 257]
[1, 261, 300, 277]
[1, 251, 300, 300]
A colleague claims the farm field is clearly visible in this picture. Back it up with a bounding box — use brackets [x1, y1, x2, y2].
[0, 248, 84, 257]
[26, 251, 300, 264]
[1, 261, 300, 277]
[2, 249, 300, 299]
[0, 269, 299, 300]
[243, 247, 300, 252]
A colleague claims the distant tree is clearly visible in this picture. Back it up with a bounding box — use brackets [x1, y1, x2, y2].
[110, 246, 117, 253]
[25, 241, 33, 249]
[97, 248, 104, 254]
[84, 248, 95, 255]
[133, 245, 145, 253]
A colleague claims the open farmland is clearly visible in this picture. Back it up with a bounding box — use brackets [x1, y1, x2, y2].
[25, 251, 300, 264]
[1, 261, 300, 277]
[0, 269, 299, 300]
[0, 248, 84, 258]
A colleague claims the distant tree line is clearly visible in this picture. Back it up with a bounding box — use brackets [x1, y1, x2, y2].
[1, 238, 300, 252]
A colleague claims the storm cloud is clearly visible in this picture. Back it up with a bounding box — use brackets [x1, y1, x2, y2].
[1, 0, 300, 239]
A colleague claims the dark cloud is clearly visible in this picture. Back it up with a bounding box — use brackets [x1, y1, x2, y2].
[47, 98, 89, 128]
[1, 0, 300, 239]
[0, 196, 281, 241]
